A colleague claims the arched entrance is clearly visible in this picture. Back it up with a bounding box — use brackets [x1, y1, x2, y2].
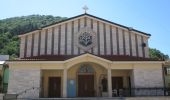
[67, 62, 108, 97]
[77, 64, 95, 97]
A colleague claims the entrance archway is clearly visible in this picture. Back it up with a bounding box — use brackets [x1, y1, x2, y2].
[67, 62, 108, 97]
[77, 64, 95, 97]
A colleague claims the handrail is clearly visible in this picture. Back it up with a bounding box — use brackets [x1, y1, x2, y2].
[3, 87, 40, 100]
[17, 87, 40, 97]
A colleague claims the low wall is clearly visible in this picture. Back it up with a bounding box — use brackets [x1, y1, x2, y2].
[126, 96, 170, 100]
[0, 93, 4, 100]
[8, 68, 40, 98]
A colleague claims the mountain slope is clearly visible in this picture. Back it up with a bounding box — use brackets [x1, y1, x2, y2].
[0, 15, 67, 59]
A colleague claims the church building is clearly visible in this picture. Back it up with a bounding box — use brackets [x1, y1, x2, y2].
[6, 12, 164, 98]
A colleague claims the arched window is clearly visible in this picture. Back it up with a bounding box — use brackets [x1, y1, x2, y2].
[78, 64, 94, 73]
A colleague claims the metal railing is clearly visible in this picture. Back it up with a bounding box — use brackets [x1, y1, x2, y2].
[17, 87, 40, 96]
[3, 87, 170, 99]
[0, 87, 2, 93]
[112, 88, 170, 97]
[3, 87, 40, 100]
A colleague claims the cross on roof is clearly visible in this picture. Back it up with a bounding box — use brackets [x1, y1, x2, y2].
[83, 5, 88, 13]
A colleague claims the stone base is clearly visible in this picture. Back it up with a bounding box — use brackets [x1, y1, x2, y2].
[102, 92, 108, 97]
[7, 69, 40, 98]
[0, 93, 4, 100]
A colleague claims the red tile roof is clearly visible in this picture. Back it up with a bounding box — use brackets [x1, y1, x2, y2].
[11, 54, 163, 61]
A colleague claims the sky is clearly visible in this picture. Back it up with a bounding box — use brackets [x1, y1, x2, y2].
[0, 0, 170, 56]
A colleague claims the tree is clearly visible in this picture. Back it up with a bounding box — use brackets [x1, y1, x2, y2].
[0, 15, 67, 59]
[149, 48, 169, 60]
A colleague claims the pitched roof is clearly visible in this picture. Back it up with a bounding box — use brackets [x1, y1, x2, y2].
[20, 13, 151, 36]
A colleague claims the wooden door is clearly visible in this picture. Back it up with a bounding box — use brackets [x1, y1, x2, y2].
[112, 77, 123, 96]
[112, 77, 123, 89]
[78, 75, 95, 97]
[48, 77, 61, 98]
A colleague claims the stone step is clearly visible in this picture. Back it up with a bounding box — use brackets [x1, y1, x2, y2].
[22, 97, 125, 100]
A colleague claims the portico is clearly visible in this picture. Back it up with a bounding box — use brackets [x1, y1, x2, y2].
[7, 54, 163, 98]
[41, 54, 115, 98]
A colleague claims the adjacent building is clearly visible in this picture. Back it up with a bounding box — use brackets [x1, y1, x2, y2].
[164, 60, 170, 87]
[0, 55, 9, 93]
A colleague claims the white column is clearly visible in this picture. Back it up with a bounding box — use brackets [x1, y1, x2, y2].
[108, 67, 112, 97]
[63, 68, 67, 97]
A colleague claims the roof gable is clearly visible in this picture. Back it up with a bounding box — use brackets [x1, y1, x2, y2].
[19, 13, 151, 36]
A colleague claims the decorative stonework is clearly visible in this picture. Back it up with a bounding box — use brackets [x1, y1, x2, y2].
[75, 27, 97, 51]
[79, 32, 92, 47]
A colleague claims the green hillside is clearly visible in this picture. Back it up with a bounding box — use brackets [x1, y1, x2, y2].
[0, 15, 67, 59]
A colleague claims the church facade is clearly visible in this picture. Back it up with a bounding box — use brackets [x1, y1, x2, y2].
[7, 13, 164, 98]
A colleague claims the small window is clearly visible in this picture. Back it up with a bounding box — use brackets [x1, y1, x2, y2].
[167, 68, 170, 74]
[165, 67, 170, 75]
